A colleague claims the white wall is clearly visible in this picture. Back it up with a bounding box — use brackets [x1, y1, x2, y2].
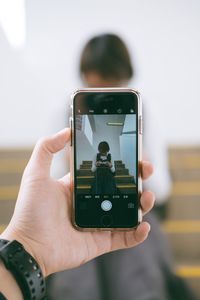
[122, 115, 136, 133]
[120, 115, 137, 177]
[92, 115, 124, 161]
[76, 130, 95, 169]
[83, 115, 93, 146]
[120, 134, 137, 177]
[0, 0, 200, 148]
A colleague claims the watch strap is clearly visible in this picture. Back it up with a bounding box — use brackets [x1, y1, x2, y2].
[0, 239, 46, 300]
[0, 240, 9, 248]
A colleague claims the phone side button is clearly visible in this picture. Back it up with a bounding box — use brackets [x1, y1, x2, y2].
[69, 117, 73, 146]
[139, 116, 143, 135]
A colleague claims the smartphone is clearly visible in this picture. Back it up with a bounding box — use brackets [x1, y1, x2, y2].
[70, 88, 142, 230]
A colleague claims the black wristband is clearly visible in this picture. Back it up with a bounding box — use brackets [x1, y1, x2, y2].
[0, 239, 46, 300]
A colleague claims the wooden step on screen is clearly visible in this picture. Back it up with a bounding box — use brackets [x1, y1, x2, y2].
[77, 160, 136, 194]
[0, 148, 32, 226]
[166, 146, 200, 298]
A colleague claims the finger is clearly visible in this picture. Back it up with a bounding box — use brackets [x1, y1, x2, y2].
[110, 222, 151, 251]
[141, 161, 154, 180]
[140, 190, 155, 215]
[26, 128, 71, 177]
[133, 222, 151, 243]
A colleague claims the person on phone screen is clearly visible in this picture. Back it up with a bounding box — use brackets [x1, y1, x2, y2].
[91, 141, 117, 194]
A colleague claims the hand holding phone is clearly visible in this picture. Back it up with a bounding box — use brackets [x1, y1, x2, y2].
[1, 128, 154, 278]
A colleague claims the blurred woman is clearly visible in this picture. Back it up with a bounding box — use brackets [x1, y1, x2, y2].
[47, 34, 197, 300]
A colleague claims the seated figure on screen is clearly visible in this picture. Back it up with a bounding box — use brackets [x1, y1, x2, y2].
[91, 141, 117, 194]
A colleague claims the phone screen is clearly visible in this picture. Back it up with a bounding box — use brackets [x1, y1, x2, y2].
[73, 91, 140, 228]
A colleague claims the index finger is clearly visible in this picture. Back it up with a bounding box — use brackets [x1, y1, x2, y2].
[25, 128, 71, 177]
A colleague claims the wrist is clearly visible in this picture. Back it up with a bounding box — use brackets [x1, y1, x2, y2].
[0, 260, 23, 300]
[0, 238, 47, 300]
[0, 225, 46, 278]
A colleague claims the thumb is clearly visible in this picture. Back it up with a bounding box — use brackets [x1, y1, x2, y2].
[59, 173, 71, 186]
[25, 128, 71, 178]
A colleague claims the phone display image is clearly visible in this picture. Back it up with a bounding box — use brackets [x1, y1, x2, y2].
[76, 114, 136, 196]
[91, 140, 118, 195]
[72, 90, 141, 229]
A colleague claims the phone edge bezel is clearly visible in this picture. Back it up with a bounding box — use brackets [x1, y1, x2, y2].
[70, 87, 142, 231]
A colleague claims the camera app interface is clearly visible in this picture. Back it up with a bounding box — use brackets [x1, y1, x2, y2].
[74, 93, 138, 227]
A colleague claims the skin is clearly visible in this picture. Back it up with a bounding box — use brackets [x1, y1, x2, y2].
[1, 128, 154, 280]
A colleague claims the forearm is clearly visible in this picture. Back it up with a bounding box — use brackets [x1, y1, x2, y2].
[0, 261, 23, 300]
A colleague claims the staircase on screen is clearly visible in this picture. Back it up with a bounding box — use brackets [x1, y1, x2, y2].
[77, 160, 136, 194]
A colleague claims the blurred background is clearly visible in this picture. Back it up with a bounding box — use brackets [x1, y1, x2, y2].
[0, 0, 200, 299]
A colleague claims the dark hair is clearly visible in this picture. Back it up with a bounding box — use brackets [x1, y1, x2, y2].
[98, 141, 110, 153]
[80, 33, 134, 81]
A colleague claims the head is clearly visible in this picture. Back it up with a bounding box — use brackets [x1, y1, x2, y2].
[98, 141, 110, 154]
[80, 33, 134, 87]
